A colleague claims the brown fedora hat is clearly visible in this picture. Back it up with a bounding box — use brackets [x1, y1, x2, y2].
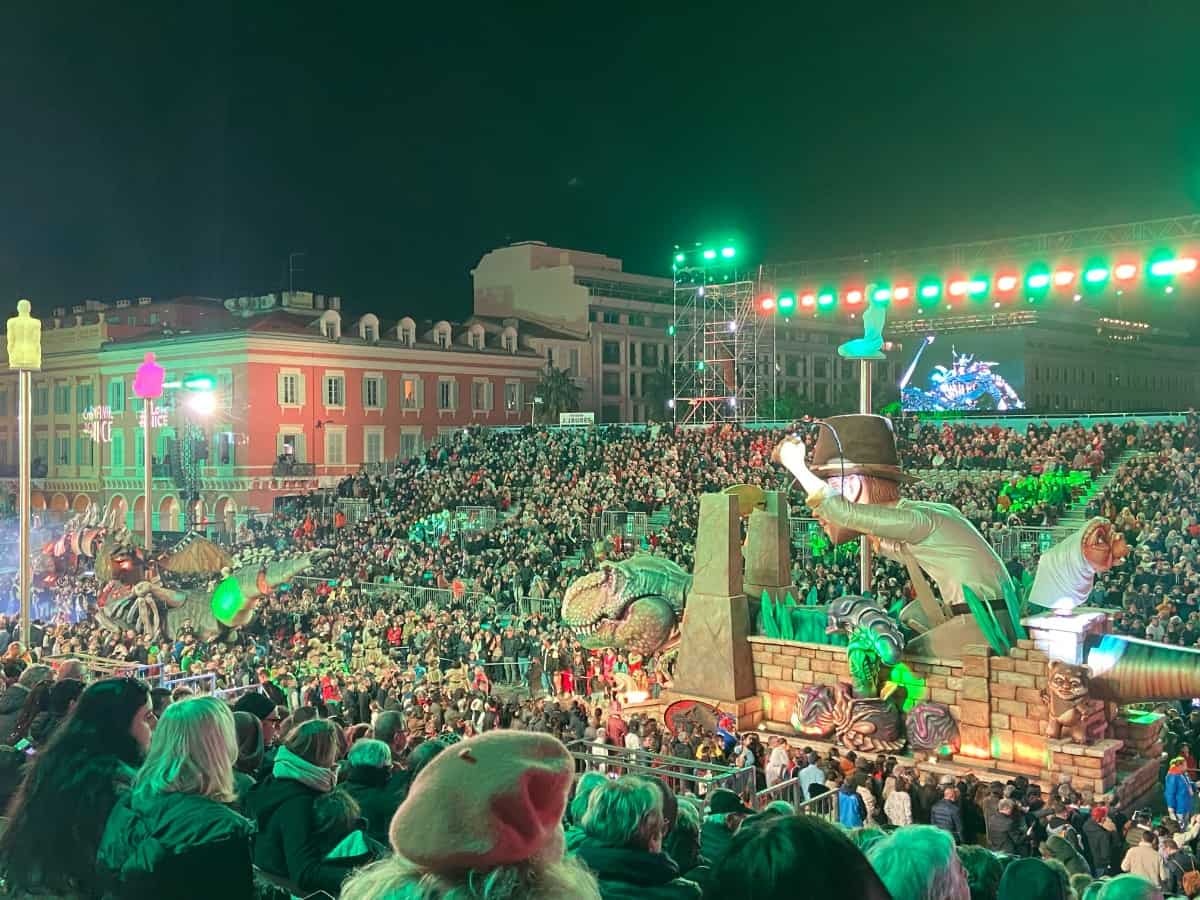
[810, 414, 918, 484]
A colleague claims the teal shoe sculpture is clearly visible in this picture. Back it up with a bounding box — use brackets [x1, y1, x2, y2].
[838, 301, 887, 359]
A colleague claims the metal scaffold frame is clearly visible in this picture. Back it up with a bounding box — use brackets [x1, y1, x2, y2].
[671, 270, 769, 424]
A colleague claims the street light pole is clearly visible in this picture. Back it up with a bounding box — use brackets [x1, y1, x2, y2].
[133, 352, 165, 551]
[143, 396, 153, 552]
[529, 396, 544, 427]
[7, 300, 41, 650]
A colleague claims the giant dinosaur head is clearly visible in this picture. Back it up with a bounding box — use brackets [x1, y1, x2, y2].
[560, 556, 690, 656]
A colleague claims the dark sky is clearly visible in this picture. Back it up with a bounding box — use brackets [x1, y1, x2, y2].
[1, 2, 1197, 320]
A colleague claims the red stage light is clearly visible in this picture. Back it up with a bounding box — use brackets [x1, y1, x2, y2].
[892, 286, 911, 301]
[800, 293, 816, 308]
[1114, 263, 1137, 280]
[759, 296, 776, 312]
[948, 280, 968, 297]
[1053, 269, 1076, 286]
[846, 289, 863, 304]
[996, 275, 1018, 292]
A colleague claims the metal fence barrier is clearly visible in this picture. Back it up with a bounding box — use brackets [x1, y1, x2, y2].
[793, 785, 839, 823]
[594, 509, 648, 546]
[987, 525, 1056, 565]
[566, 740, 755, 798]
[754, 776, 805, 810]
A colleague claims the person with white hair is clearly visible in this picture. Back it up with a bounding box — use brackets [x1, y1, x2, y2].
[97, 696, 255, 898]
[867, 824, 971, 900]
[340, 738, 400, 846]
[573, 775, 702, 898]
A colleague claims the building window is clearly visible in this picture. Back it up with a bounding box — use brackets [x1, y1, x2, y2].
[111, 431, 125, 469]
[469, 329, 484, 350]
[438, 377, 456, 411]
[323, 319, 339, 340]
[325, 429, 345, 465]
[108, 378, 125, 412]
[602, 311, 620, 325]
[364, 429, 384, 464]
[362, 375, 383, 409]
[435, 326, 451, 349]
[55, 435, 70, 466]
[0, 391, 6, 417]
[33, 384, 49, 417]
[324, 374, 345, 408]
[568, 348, 580, 375]
[278, 431, 305, 462]
[401, 375, 422, 411]
[472, 379, 494, 412]
[602, 340, 621, 365]
[34, 437, 48, 468]
[75, 382, 94, 413]
[0, 440, 8, 466]
[77, 436, 94, 467]
[278, 373, 301, 406]
[364, 325, 377, 342]
[813, 358, 829, 379]
[602, 371, 621, 396]
[627, 313, 644, 328]
[641, 344, 658, 369]
[400, 429, 421, 460]
[504, 381, 521, 411]
[601, 403, 622, 422]
[216, 432, 235, 467]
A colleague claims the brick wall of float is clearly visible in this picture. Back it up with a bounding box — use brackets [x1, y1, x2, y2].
[747, 634, 1158, 801]
[747, 636, 963, 733]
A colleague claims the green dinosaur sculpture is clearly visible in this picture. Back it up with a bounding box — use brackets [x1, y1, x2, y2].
[560, 555, 691, 656]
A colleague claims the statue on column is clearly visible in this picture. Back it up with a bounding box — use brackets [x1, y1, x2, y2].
[133, 352, 165, 399]
[6, 300, 42, 371]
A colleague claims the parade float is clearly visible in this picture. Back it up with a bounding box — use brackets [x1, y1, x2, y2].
[40, 506, 329, 642]
[562, 312, 1190, 805]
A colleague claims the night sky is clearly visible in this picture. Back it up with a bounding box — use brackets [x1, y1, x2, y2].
[1, 2, 1197, 320]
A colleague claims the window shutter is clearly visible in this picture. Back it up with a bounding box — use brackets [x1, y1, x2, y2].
[416, 377, 424, 410]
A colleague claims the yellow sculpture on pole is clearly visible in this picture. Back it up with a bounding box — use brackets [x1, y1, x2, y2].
[6, 299, 42, 371]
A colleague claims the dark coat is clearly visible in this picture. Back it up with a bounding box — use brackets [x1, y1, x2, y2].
[1166, 847, 1199, 897]
[0, 684, 29, 742]
[1082, 818, 1121, 874]
[573, 843, 702, 900]
[97, 790, 256, 900]
[987, 810, 1025, 855]
[341, 765, 399, 846]
[930, 799, 964, 842]
[700, 815, 740, 865]
[243, 775, 356, 896]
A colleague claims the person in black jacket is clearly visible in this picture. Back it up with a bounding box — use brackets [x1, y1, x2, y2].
[988, 799, 1027, 856]
[97, 696, 256, 900]
[340, 739, 400, 846]
[1082, 806, 1122, 876]
[572, 775, 701, 899]
[0, 676, 152, 898]
[244, 718, 358, 896]
[930, 787, 965, 843]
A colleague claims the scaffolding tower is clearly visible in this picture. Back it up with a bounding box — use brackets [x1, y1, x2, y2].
[670, 258, 769, 424]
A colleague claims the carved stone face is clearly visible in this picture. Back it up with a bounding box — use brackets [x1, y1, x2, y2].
[1048, 661, 1091, 703]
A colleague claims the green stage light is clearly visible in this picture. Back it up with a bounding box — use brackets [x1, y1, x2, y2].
[721, 246, 736, 259]
[1085, 266, 1109, 283]
[1150, 257, 1198, 276]
[675, 253, 685, 263]
[778, 292, 796, 315]
[667, 325, 675, 336]
[702, 249, 717, 261]
[967, 278, 988, 297]
[919, 282, 940, 300]
[182, 373, 217, 392]
[817, 291, 835, 308]
[1027, 272, 1051, 289]
[696, 360, 705, 371]
[873, 287, 891, 302]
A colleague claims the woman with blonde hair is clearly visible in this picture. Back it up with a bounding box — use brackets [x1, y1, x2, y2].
[97, 695, 255, 899]
[342, 731, 601, 900]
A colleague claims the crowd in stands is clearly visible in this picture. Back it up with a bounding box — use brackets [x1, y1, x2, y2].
[0, 659, 1193, 898]
[0, 416, 1192, 896]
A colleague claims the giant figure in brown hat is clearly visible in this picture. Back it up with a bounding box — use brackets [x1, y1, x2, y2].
[772, 415, 1128, 657]
[773, 414, 1017, 655]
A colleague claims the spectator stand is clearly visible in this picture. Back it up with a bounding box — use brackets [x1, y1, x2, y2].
[592, 509, 649, 553]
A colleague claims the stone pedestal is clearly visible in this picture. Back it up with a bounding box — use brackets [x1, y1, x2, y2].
[743, 491, 793, 604]
[1022, 609, 1110, 664]
[1049, 738, 1123, 797]
[673, 492, 757, 704]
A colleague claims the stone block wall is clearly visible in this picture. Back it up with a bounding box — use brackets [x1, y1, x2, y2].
[747, 634, 1128, 799]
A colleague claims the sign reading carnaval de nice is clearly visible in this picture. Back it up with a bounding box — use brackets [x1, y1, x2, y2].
[80, 405, 169, 443]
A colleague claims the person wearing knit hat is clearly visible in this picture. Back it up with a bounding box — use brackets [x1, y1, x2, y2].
[998, 857, 1068, 900]
[340, 731, 600, 900]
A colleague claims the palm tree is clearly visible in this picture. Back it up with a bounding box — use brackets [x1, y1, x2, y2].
[534, 366, 581, 422]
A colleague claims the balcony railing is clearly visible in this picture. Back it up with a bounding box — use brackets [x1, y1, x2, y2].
[273, 461, 315, 477]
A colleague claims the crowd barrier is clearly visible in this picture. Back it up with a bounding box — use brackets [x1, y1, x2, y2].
[793, 785, 840, 823]
[566, 739, 755, 798]
[754, 776, 805, 810]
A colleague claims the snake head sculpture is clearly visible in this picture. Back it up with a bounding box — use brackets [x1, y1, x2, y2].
[561, 555, 691, 656]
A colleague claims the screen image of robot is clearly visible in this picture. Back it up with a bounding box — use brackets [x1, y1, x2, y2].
[899, 331, 1027, 412]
